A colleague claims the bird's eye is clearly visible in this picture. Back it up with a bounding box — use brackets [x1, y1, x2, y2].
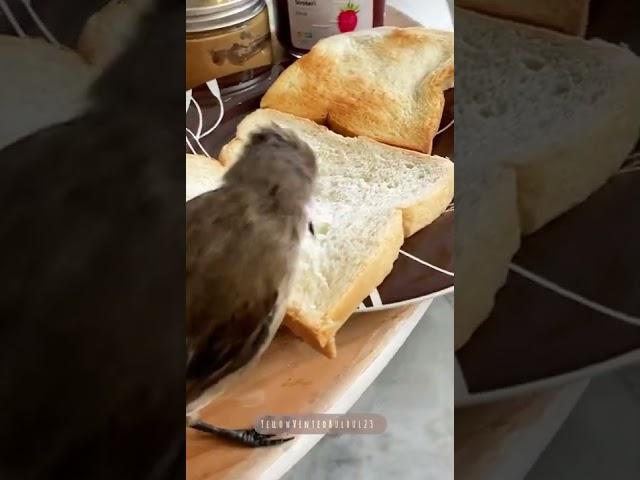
[308, 222, 315, 237]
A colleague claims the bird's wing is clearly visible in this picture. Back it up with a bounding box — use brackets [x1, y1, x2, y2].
[185, 188, 282, 404]
[185, 291, 279, 405]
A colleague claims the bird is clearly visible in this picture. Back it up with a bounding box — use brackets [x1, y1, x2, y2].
[185, 124, 317, 447]
[0, 1, 186, 478]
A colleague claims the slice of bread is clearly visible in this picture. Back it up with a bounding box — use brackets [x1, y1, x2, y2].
[260, 27, 453, 154]
[287, 204, 404, 357]
[455, 7, 640, 349]
[185, 153, 404, 358]
[0, 35, 95, 150]
[455, 164, 520, 350]
[219, 109, 453, 357]
[456, 0, 590, 36]
[185, 153, 226, 202]
[220, 109, 454, 237]
[78, 0, 151, 67]
[457, 7, 640, 234]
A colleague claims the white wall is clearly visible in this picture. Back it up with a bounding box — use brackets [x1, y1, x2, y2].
[387, 0, 453, 30]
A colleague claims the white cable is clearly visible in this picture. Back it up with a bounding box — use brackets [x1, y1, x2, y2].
[193, 96, 204, 138]
[186, 90, 193, 114]
[509, 263, 640, 328]
[199, 80, 224, 138]
[185, 135, 197, 155]
[186, 128, 209, 157]
[399, 250, 454, 277]
[619, 165, 640, 174]
[21, 0, 58, 45]
[199, 103, 224, 138]
[369, 288, 383, 307]
[185, 128, 210, 158]
[0, 0, 25, 36]
[436, 118, 454, 136]
[619, 152, 640, 174]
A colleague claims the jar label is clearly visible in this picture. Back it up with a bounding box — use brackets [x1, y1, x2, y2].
[287, 0, 374, 50]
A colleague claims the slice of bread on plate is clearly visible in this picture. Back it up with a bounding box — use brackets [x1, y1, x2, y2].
[185, 153, 226, 202]
[220, 109, 454, 237]
[457, 7, 640, 234]
[260, 27, 453, 154]
[287, 204, 404, 357]
[456, 0, 590, 36]
[78, 0, 151, 67]
[0, 35, 95, 150]
[219, 109, 454, 357]
[455, 7, 640, 349]
[455, 164, 520, 350]
[186, 153, 404, 357]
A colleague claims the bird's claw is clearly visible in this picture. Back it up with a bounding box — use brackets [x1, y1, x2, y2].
[235, 428, 293, 447]
[189, 420, 293, 447]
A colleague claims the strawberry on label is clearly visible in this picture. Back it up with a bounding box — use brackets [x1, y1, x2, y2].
[338, 2, 360, 33]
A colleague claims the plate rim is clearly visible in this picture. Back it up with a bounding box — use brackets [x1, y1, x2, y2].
[358, 285, 454, 313]
[455, 347, 640, 407]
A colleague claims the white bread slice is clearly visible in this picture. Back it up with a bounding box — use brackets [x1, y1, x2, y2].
[455, 8, 640, 349]
[456, 0, 590, 36]
[185, 153, 226, 202]
[288, 204, 404, 357]
[457, 7, 640, 234]
[455, 164, 520, 350]
[220, 109, 454, 237]
[0, 35, 95, 150]
[185, 153, 402, 358]
[78, 0, 152, 67]
[260, 27, 453, 154]
[219, 109, 453, 357]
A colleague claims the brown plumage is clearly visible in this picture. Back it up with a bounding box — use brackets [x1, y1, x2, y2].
[185, 124, 316, 446]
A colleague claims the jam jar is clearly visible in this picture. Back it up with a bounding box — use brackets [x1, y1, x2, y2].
[186, 0, 273, 90]
[273, 0, 386, 57]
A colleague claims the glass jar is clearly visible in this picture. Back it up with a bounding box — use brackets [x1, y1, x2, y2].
[273, 0, 386, 57]
[186, 0, 273, 90]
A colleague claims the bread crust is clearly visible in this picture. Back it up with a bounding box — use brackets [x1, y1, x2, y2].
[260, 27, 454, 154]
[456, 0, 590, 36]
[284, 211, 404, 358]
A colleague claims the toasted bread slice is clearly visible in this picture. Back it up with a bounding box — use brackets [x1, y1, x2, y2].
[260, 27, 453, 154]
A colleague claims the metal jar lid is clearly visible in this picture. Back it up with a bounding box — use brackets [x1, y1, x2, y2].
[186, 0, 266, 33]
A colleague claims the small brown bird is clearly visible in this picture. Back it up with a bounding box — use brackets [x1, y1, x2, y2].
[186, 125, 317, 447]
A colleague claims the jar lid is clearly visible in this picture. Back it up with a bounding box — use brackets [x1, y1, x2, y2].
[186, 0, 265, 33]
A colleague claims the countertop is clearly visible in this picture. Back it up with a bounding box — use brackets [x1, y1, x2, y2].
[526, 364, 640, 479]
[283, 295, 454, 480]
